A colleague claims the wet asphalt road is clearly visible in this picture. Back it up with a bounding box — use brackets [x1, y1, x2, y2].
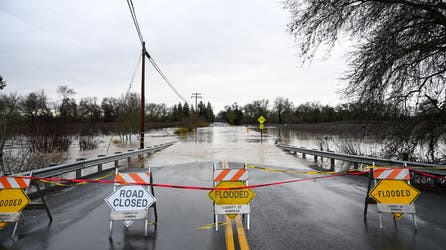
[1, 158, 446, 249]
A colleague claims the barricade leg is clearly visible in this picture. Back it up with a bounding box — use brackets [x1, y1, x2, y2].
[149, 174, 158, 224]
[144, 219, 148, 236]
[378, 213, 383, 229]
[413, 214, 418, 230]
[108, 220, 113, 238]
[11, 221, 19, 240]
[215, 214, 218, 231]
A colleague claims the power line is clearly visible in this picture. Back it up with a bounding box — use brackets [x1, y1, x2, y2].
[127, 53, 141, 96]
[126, 0, 188, 104]
[126, 0, 144, 45]
[145, 52, 188, 103]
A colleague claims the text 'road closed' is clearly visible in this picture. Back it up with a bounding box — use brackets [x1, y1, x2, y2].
[105, 185, 156, 212]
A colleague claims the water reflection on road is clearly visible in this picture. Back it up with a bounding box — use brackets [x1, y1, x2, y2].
[67, 125, 325, 170]
[146, 126, 314, 169]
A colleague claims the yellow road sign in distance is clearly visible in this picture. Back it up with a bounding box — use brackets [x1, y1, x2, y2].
[209, 181, 256, 205]
[259, 124, 264, 130]
[369, 180, 420, 204]
[257, 116, 266, 124]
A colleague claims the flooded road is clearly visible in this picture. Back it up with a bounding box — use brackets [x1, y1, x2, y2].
[68, 125, 319, 170]
[147, 126, 313, 170]
[1, 125, 446, 249]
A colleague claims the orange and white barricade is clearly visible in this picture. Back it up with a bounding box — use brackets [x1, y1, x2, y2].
[106, 168, 157, 237]
[0, 176, 31, 189]
[1, 172, 53, 240]
[364, 164, 420, 229]
[212, 161, 251, 231]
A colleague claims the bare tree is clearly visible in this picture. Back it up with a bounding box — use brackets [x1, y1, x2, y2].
[57, 85, 77, 121]
[0, 93, 20, 173]
[285, 0, 446, 162]
[0, 75, 6, 90]
[273, 97, 294, 124]
[243, 99, 269, 123]
[20, 90, 51, 122]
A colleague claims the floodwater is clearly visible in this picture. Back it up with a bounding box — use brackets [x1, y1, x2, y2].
[64, 124, 329, 170]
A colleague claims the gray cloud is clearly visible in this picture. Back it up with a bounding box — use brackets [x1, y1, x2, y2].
[0, 0, 348, 112]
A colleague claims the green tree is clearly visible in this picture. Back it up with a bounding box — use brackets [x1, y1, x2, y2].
[218, 103, 243, 125]
[243, 99, 269, 124]
[205, 102, 215, 122]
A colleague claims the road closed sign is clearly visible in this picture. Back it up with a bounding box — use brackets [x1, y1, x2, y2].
[105, 185, 156, 211]
[105, 185, 156, 227]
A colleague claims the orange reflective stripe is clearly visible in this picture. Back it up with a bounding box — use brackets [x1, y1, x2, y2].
[0, 177, 12, 189]
[114, 174, 126, 184]
[387, 169, 402, 180]
[215, 169, 231, 181]
[15, 177, 28, 188]
[231, 169, 246, 181]
[129, 172, 147, 184]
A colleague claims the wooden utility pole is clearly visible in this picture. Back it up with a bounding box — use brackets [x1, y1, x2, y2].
[191, 92, 202, 110]
[140, 42, 146, 149]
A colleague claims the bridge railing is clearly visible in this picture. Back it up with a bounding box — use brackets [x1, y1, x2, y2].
[275, 143, 446, 185]
[16, 142, 175, 180]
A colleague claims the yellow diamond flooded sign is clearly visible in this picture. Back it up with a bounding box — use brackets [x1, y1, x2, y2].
[0, 189, 31, 229]
[209, 181, 255, 205]
[209, 181, 255, 219]
[369, 180, 420, 205]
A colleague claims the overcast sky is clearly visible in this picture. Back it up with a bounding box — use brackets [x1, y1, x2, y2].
[0, 0, 350, 112]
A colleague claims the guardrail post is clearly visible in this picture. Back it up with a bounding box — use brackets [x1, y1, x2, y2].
[114, 152, 121, 168]
[127, 150, 134, 167]
[302, 153, 306, 159]
[76, 158, 86, 178]
[354, 163, 359, 170]
[314, 155, 318, 162]
[45, 164, 57, 189]
[97, 155, 106, 173]
[330, 158, 335, 171]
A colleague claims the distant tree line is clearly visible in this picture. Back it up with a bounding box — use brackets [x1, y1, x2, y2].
[0, 84, 215, 125]
[217, 97, 402, 125]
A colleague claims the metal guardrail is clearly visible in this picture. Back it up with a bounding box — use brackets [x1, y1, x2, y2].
[275, 143, 446, 175]
[18, 142, 176, 178]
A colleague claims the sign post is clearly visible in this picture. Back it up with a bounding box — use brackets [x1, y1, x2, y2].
[258, 116, 266, 143]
